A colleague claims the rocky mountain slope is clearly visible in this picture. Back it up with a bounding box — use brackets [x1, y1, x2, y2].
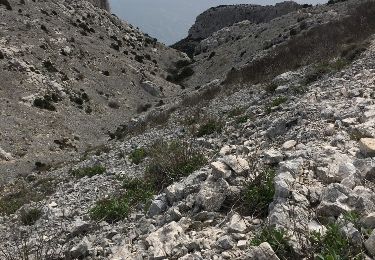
[1, 0, 375, 260]
[172, 1, 303, 57]
[0, 0, 187, 181]
[172, 0, 365, 89]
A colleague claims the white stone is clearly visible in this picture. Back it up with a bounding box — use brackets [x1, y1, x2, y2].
[221, 155, 249, 175]
[263, 149, 284, 164]
[211, 161, 231, 179]
[146, 221, 186, 259]
[282, 140, 297, 150]
[237, 240, 247, 249]
[359, 138, 375, 157]
[361, 213, 375, 228]
[228, 213, 247, 233]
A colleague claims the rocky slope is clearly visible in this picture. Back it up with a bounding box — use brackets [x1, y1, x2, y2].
[172, 1, 304, 57]
[174, 0, 363, 89]
[0, 0, 187, 181]
[1, 0, 375, 260]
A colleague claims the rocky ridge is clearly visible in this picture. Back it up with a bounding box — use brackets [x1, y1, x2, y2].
[0, 0, 186, 181]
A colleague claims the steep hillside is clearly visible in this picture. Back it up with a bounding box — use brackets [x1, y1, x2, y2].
[0, 0, 187, 181]
[171, 0, 369, 89]
[172, 1, 304, 57]
[87, 0, 110, 11]
[1, 0, 375, 260]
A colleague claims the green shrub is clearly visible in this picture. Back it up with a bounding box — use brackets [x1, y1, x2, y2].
[70, 165, 106, 178]
[145, 140, 207, 190]
[20, 208, 42, 226]
[129, 148, 147, 165]
[195, 118, 223, 137]
[266, 97, 288, 113]
[90, 178, 154, 222]
[0, 178, 56, 215]
[265, 83, 278, 93]
[310, 223, 364, 260]
[251, 227, 295, 259]
[241, 168, 276, 217]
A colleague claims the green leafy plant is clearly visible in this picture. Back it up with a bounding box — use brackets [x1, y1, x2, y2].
[241, 168, 276, 217]
[145, 140, 207, 190]
[251, 227, 295, 259]
[70, 165, 106, 178]
[90, 178, 154, 222]
[129, 148, 147, 165]
[310, 223, 364, 260]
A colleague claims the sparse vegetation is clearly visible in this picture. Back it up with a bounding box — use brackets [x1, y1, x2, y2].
[309, 222, 364, 259]
[145, 140, 207, 191]
[129, 148, 147, 165]
[70, 165, 106, 178]
[194, 118, 223, 137]
[266, 96, 288, 113]
[90, 178, 154, 222]
[240, 168, 276, 217]
[251, 227, 295, 260]
[0, 178, 57, 215]
[20, 208, 42, 226]
[224, 1, 375, 85]
[265, 82, 278, 93]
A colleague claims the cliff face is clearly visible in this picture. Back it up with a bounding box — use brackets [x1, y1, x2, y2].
[189, 1, 302, 40]
[86, 0, 110, 11]
[172, 1, 304, 56]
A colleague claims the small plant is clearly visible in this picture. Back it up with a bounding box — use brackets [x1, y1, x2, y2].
[195, 118, 223, 137]
[20, 208, 42, 226]
[266, 97, 288, 113]
[70, 165, 106, 178]
[90, 178, 154, 222]
[145, 140, 207, 190]
[129, 148, 147, 165]
[309, 223, 364, 260]
[251, 227, 295, 259]
[240, 168, 276, 217]
[265, 82, 278, 93]
[0, 178, 56, 215]
[228, 107, 246, 118]
[235, 115, 250, 124]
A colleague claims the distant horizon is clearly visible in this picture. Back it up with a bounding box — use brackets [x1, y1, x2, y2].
[109, 0, 328, 45]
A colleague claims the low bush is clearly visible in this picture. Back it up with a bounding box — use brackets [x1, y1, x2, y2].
[309, 223, 364, 259]
[195, 118, 223, 137]
[145, 140, 207, 191]
[240, 168, 276, 217]
[20, 208, 42, 226]
[0, 178, 57, 215]
[251, 227, 295, 260]
[90, 178, 153, 222]
[266, 97, 288, 113]
[129, 148, 147, 165]
[70, 165, 106, 178]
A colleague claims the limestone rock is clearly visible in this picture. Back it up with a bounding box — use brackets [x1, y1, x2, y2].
[227, 213, 247, 233]
[246, 242, 280, 260]
[361, 212, 375, 228]
[359, 138, 375, 157]
[211, 161, 231, 179]
[146, 221, 186, 259]
[221, 155, 249, 175]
